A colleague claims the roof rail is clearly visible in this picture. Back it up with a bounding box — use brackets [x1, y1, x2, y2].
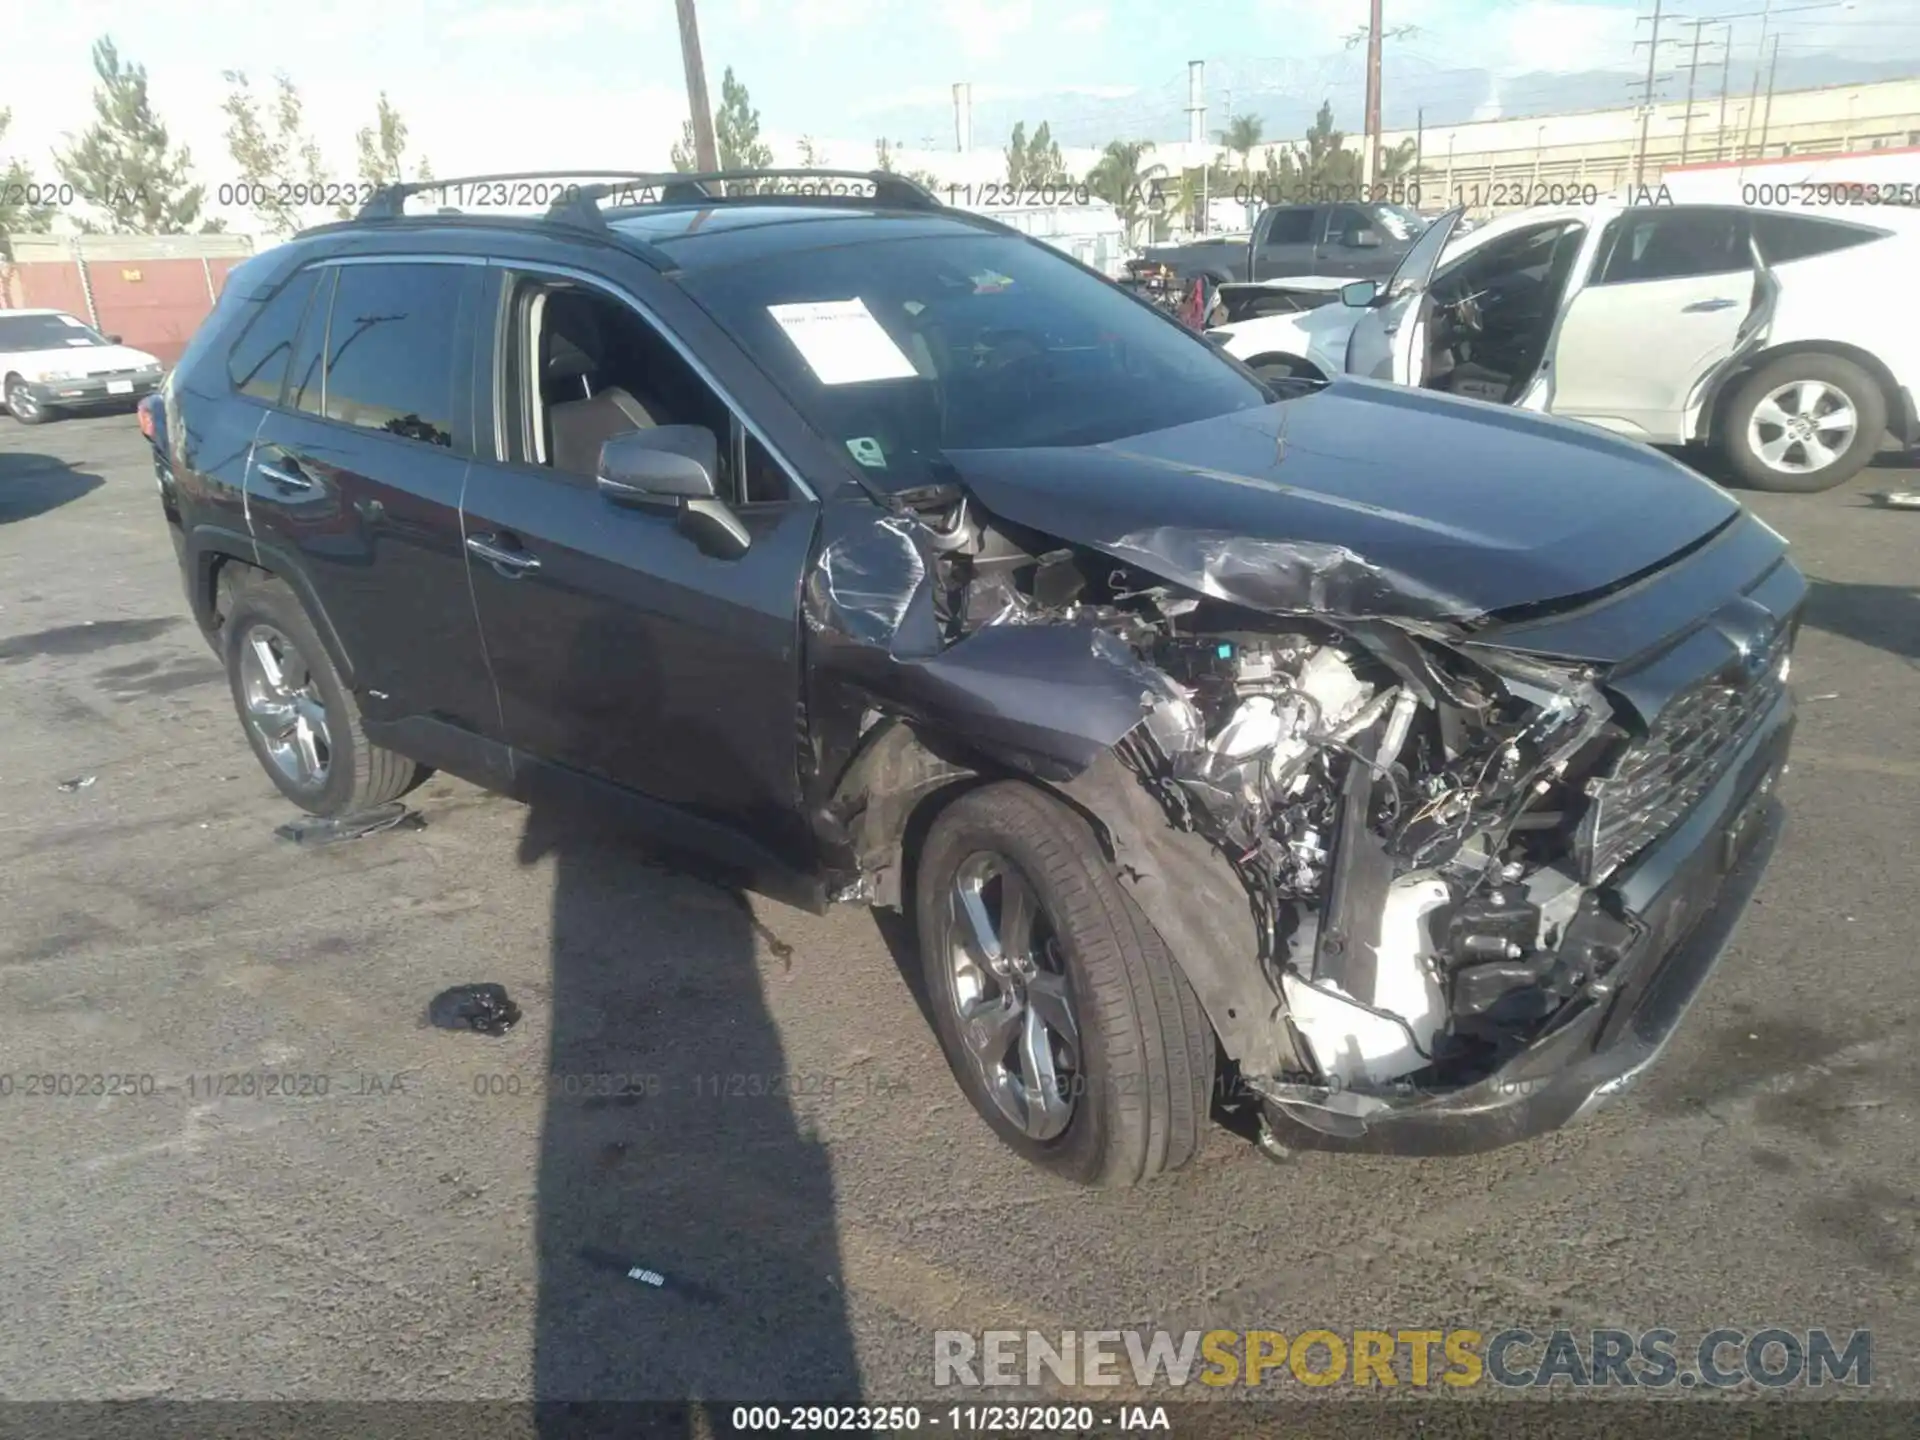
[547, 168, 944, 224]
[356, 171, 673, 221]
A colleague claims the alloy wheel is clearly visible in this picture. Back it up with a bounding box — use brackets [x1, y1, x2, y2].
[1747, 379, 1858, 476]
[6, 379, 38, 422]
[237, 622, 332, 791]
[944, 852, 1082, 1141]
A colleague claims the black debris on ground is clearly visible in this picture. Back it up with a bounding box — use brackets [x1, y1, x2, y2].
[426, 983, 523, 1036]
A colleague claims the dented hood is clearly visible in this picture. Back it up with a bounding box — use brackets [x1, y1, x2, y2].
[941, 376, 1742, 622]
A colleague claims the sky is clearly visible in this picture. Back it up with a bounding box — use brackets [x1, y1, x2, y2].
[3, 0, 1916, 227]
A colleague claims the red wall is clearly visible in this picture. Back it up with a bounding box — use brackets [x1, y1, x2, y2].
[6, 254, 246, 367]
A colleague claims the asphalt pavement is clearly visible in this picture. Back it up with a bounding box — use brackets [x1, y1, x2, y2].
[2, 412, 1917, 1413]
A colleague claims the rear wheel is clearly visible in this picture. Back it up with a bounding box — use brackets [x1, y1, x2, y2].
[1720, 353, 1885, 493]
[221, 577, 420, 815]
[915, 782, 1215, 1187]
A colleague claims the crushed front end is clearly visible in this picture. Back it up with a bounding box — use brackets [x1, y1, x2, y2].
[808, 476, 1803, 1157]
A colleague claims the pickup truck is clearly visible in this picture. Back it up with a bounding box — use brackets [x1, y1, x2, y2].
[1141, 200, 1429, 284]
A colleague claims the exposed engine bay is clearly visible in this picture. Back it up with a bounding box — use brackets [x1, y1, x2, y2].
[824, 485, 1667, 1112]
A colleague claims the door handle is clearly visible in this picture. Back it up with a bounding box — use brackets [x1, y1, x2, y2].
[466, 532, 542, 576]
[1682, 297, 1739, 313]
[256, 459, 314, 491]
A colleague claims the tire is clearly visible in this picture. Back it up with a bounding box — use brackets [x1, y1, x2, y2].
[1248, 355, 1323, 398]
[1720, 352, 1886, 493]
[5, 375, 53, 426]
[221, 576, 419, 815]
[915, 782, 1215, 1187]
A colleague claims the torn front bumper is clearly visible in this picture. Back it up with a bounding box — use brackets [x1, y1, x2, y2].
[1258, 687, 1795, 1157]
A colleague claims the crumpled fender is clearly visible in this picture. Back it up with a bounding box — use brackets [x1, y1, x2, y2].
[1053, 752, 1297, 1076]
[804, 506, 1190, 781]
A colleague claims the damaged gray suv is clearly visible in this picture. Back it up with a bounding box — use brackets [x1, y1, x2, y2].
[151, 169, 1800, 1185]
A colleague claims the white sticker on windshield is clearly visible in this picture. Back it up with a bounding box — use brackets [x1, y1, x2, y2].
[846, 437, 887, 469]
[65, 337, 94, 346]
[767, 298, 918, 386]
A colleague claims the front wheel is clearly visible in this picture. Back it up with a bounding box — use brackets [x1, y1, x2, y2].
[1720, 353, 1886, 493]
[915, 782, 1215, 1187]
[5, 376, 52, 425]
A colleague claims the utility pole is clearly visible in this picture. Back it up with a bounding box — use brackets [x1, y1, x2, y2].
[1363, 0, 1384, 190]
[1633, 0, 1667, 187]
[1758, 33, 1783, 155]
[674, 0, 719, 173]
[1741, 0, 1773, 161]
[1716, 23, 1736, 160]
[1676, 18, 1715, 166]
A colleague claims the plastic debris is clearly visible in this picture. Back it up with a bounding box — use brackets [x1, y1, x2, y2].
[275, 801, 425, 847]
[1873, 490, 1920, 509]
[426, 983, 522, 1036]
[1806, 693, 1840, 702]
[576, 1246, 723, 1305]
[56, 775, 98, 793]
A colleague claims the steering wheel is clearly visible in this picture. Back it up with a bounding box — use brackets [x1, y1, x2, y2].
[966, 327, 1048, 372]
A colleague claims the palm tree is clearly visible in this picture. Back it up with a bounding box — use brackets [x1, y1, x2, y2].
[1221, 113, 1265, 189]
[1086, 139, 1165, 246]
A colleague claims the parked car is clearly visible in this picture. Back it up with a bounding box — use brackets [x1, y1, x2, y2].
[0, 309, 168, 424]
[148, 168, 1800, 1184]
[1209, 200, 1920, 491]
[1141, 201, 1428, 284]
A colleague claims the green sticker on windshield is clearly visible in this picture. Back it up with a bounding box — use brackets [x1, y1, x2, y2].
[847, 437, 887, 469]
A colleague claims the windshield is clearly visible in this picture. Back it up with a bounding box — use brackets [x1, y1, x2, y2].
[677, 232, 1272, 490]
[0, 313, 111, 351]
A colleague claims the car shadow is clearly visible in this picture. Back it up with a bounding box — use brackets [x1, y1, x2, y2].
[1800, 578, 1920, 665]
[1668, 440, 1916, 493]
[0, 451, 105, 524]
[528, 611, 861, 1438]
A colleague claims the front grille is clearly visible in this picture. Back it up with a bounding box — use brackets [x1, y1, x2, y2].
[1581, 629, 1790, 880]
[84, 367, 145, 380]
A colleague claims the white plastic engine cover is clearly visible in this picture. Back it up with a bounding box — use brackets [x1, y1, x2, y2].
[1296, 646, 1370, 730]
[1211, 696, 1283, 759]
[1282, 875, 1451, 1088]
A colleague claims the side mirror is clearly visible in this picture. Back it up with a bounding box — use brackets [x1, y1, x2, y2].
[595, 425, 750, 558]
[1339, 280, 1380, 308]
[597, 424, 720, 501]
[105, 333, 124, 344]
[1346, 228, 1383, 249]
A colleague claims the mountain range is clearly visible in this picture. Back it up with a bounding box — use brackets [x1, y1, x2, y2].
[865, 53, 1919, 152]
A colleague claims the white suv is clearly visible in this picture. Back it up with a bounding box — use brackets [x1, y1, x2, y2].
[1210, 201, 1920, 492]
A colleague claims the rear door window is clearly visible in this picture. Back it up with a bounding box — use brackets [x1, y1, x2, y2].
[319, 262, 467, 450]
[1593, 208, 1748, 284]
[227, 268, 321, 404]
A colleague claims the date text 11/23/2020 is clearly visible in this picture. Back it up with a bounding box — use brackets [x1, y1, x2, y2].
[727, 1405, 1175, 1433]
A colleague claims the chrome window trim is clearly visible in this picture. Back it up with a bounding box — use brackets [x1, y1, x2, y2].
[310, 254, 489, 267]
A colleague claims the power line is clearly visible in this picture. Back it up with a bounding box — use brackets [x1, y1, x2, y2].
[1632, 0, 1676, 185]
